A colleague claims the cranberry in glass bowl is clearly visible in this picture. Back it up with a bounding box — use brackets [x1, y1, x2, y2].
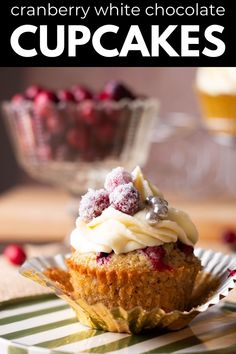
[3, 82, 159, 195]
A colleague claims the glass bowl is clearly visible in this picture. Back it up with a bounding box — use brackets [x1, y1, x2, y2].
[3, 98, 159, 195]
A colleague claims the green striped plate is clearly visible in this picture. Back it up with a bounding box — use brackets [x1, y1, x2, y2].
[1, 295, 236, 354]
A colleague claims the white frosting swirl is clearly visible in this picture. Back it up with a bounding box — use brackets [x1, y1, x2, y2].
[196, 68, 236, 95]
[71, 206, 198, 254]
[70, 166, 198, 254]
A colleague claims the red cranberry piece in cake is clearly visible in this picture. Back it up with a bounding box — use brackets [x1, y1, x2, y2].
[79, 189, 110, 222]
[104, 167, 132, 192]
[109, 182, 140, 215]
[72, 85, 93, 102]
[96, 252, 113, 265]
[142, 246, 172, 271]
[66, 128, 89, 151]
[4, 244, 26, 266]
[144, 245, 165, 259]
[98, 81, 135, 101]
[222, 229, 236, 244]
[25, 85, 43, 100]
[58, 89, 75, 102]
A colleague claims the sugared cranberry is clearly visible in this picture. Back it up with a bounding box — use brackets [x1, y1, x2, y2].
[12, 93, 26, 103]
[178, 242, 193, 256]
[98, 81, 135, 101]
[79, 189, 110, 222]
[104, 167, 132, 192]
[142, 246, 172, 271]
[96, 252, 113, 265]
[35, 90, 59, 105]
[4, 244, 27, 266]
[25, 85, 43, 100]
[58, 90, 75, 102]
[222, 230, 236, 244]
[66, 128, 89, 151]
[72, 85, 93, 102]
[109, 182, 140, 215]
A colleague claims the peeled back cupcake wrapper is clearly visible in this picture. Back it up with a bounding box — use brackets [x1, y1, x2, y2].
[20, 248, 236, 334]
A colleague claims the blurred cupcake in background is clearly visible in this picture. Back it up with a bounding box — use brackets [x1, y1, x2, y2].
[196, 68, 236, 138]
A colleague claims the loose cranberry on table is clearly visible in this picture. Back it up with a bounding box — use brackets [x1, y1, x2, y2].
[222, 229, 236, 252]
[4, 244, 27, 266]
[98, 81, 135, 101]
[222, 229, 236, 245]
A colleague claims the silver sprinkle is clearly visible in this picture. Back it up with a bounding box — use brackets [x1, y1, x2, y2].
[154, 205, 168, 218]
[146, 210, 159, 224]
[150, 196, 163, 205]
[145, 196, 153, 205]
[148, 196, 168, 206]
[163, 199, 168, 206]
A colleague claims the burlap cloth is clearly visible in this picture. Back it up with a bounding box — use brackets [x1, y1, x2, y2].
[0, 243, 67, 306]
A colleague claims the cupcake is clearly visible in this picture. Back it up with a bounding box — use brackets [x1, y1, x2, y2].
[196, 67, 236, 137]
[67, 166, 201, 313]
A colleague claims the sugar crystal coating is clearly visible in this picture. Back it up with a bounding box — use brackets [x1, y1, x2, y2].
[109, 182, 140, 215]
[104, 167, 132, 192]
[79, 188, 109, 222]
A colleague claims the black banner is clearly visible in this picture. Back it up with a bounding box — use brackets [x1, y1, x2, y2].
[1, 0, 236, 66]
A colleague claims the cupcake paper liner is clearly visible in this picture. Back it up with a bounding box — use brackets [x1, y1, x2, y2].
[20, 248, 236, 334]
